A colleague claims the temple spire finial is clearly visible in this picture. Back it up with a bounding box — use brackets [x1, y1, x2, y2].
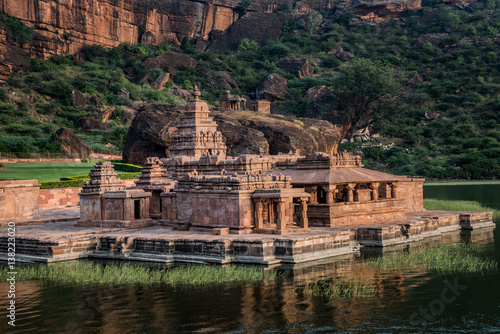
[192, 85, 201, 101]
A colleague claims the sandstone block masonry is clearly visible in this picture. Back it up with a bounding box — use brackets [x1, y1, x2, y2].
[0, 179, 40, 224]
[75, 161, 152, 229]
[39, 187, 81, 209]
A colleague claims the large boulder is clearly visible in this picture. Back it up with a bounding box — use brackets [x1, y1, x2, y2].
[211, 113, 269, 156]
[413, 34, 442, 50]
[51, 127, 92, 158]
[306, 85, 332, 101]
[77, 117, 111, 132]
[123, 106, 341, 164]
[72, 90, 87, 107]
[172, 87, 193, 100]
[242, 114, 340, 155]
[200, 71, 238, 89]
[120, 107, 139, 125]
[257, 73, 288, 101]
[330, 46, 355, 62]
[277, 57, 314, 78]
[142, 52, 197, 76]
[199, 72, 238, 90]
[150, 73, 170, 90]
[123, 105, 183, 164]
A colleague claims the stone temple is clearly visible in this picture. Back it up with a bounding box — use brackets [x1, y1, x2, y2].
[78, 87, 426, 235]
[1, 87, 494, 265]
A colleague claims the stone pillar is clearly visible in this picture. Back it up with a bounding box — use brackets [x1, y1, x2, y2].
[276, 199, 286, 233]
[254, 199, 264, 229]
[298, 197, 308, 229]
[305, 186, 317, 204]
[354, 183, 361, 202]
[345, 183, 356, 202]
[325, 185, 336, 204]
[369, 182, 380, 201]
[390, 182, 399, 199]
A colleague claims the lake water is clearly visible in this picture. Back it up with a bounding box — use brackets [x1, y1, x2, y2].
[1, 184, 498, 334]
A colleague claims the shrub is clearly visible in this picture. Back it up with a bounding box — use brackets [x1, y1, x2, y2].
[238, 38, 259, 52]
[111, 162, 143, 172]
[81, 44, 108, 61]
[59, 172, 140, 182]
[236, 0, 251, 16]
[144, 89, 164, 102]
[261, 42, 292, 60]
[40, 180, 84, 189]
[0, 14, 33, 44]
[0, 87, 8, 101]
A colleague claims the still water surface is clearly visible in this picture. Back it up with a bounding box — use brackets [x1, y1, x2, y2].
[1, 184, 499, 333]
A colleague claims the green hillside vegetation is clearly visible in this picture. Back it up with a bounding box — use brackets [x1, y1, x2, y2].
[0, 0, 499, 179]
[0, 42, 182, 155]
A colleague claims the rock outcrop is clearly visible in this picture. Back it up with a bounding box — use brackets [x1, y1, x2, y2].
[51, 127, 93, 158]
[306, 85, 333, 100]
[199, 71, 238, 90]
[142, 52, 197, 76]
[277, 57, 314, 78]
[352, 0, 422, 23]
[331, 46, 355, 62]
[150, 73, 170, 90]
[123, 105, 341, 164]
[77, 117, 111, 132]
[123, 104, 182, 164]
[413, 34, 443, 50]
[258, 73, 288, 102]
[72, 90, 87, 107]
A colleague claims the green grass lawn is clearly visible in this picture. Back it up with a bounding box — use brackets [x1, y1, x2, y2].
[424, 181, 500, 186]
[0, 162, 96, 182]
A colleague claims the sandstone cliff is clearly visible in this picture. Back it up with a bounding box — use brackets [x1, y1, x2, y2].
[0, 0, 425, 78]
[123, 104, 340, 164]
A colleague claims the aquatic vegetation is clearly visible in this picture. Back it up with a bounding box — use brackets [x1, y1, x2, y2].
[0, 262, 277, 287]
[362, 243, 498, 275]
[303, 277, 377, 299]
[424, 199, 499, 220]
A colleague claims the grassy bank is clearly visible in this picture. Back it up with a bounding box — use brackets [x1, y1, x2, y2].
[424, 181, 500, 186]
[0, 262, 276, 287]
[362, 243, 498, 275]
[1, 162, 95, 182]
[424, 198, 499, 220]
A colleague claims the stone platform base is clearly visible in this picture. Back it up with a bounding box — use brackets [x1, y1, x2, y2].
[0, 211, 495, 265]
[356, 211, 495, 247]
[74, 219, 153, 229]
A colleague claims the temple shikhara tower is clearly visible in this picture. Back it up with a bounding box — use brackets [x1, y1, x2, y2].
[78, 88, 427, 236]
[168, 86, 227, 159]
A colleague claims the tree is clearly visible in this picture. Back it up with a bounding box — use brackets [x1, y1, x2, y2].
[332, 58, 396, 140]
[236, 0, 251, 17]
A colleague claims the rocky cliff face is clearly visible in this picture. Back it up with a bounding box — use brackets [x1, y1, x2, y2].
[0, 0, 426, 77]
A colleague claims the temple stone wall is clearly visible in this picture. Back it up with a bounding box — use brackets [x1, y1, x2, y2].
[398, 178, 425, 213]
[0, 179, 40, 223]
[39, 187, 81, 209]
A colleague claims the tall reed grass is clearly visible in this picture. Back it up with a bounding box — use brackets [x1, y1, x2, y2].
[303, 277, 377, 299]
[0, 262, 277, 288]
[362, 243, 498, 274]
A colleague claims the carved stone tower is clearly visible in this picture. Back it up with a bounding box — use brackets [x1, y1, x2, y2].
[168, 86, 227, 159]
